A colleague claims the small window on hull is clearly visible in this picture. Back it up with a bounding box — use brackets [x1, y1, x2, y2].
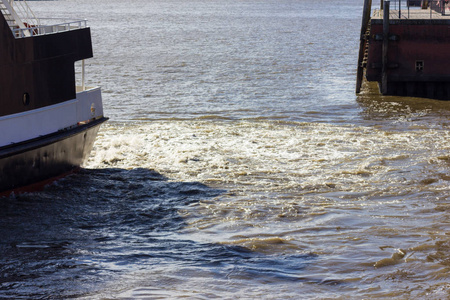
[415, 60, 424, 72]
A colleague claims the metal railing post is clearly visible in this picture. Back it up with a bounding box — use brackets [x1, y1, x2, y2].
[407, 0, 410, 18]
[430, 0, 432, 18]
[382, 0, 390, 94]
[82, 59, 86, 91]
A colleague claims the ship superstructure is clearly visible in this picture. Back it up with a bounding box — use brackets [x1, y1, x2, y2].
[0, 0, 107, 195]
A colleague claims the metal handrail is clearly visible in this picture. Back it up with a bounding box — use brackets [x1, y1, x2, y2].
[10, 0, 40, 27]
[429, 0, 447, 15]
[11, 18, 87, 38]
[381, 0, 448, 18]
[1, 0, 30, 36]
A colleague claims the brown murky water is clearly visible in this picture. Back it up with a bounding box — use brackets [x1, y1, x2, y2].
[1, 0, 449, 298]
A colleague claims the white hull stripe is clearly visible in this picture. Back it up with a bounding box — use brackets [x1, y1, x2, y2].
[0, 87, 104, 148]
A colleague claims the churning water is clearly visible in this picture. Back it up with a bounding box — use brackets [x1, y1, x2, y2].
[1, 0, 449, 299]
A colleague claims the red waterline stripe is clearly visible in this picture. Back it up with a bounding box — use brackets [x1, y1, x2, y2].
[0, 167, 81, 198]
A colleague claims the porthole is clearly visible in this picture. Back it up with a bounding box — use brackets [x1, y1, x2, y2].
[22, 93, 30, 106]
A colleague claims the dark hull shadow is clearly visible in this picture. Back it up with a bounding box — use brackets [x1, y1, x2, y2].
[0, 168, 320, 298]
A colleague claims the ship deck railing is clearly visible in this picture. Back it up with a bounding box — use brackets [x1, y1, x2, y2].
[372, 0, 450, 19]
[11, 18, 87, 39]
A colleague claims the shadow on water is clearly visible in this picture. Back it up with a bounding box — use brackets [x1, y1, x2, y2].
[0, 168, 317, 299]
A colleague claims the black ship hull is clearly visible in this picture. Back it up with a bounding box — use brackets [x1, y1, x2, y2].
[0, 117, 107, 196]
